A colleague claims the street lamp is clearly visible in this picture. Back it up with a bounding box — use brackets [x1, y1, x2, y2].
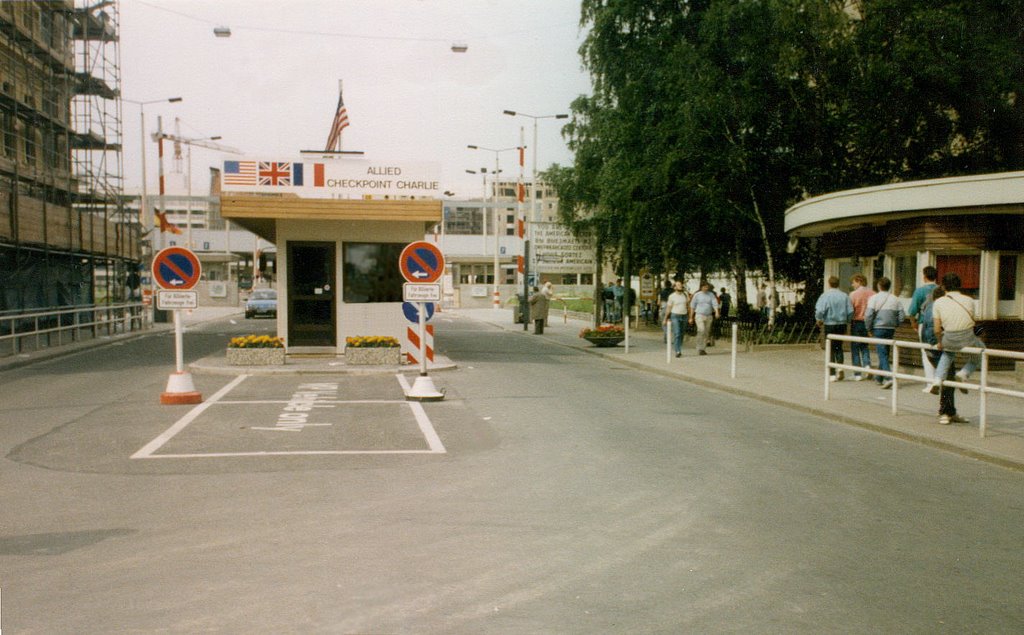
[467, 144, 520, 309]
[503, 110, 569, 319]
[122, 97, 182, 242]
[184, 134, 221, 249]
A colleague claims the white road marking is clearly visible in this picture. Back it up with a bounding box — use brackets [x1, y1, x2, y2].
[397, 373, 447, 453]
[131, 374, 250, 459]
[131, 374, 447, 459]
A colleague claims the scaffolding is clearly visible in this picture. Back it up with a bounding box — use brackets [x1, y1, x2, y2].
[0, 0, 131, 312]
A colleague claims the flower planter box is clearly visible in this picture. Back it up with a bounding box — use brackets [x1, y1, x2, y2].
[346, 347, 401, 365]
[583, 335, 624, 347]
[226, 347, 286, 366]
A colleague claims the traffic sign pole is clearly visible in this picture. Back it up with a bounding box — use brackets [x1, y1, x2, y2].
[152, 247, 203, 405]
[400, 241, 445, 402]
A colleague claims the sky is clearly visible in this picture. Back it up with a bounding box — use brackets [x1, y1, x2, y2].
[118, 0, 593, 199]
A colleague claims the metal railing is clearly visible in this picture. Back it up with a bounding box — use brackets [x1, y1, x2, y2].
[825, 333, 1024, 438]
[0, 303, 150, 358]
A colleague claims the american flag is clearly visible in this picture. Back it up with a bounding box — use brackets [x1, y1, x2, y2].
[223, 160, 257, 185]
[324, 90, 350, 151]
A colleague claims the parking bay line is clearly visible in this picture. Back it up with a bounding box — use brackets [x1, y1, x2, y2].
[131, 374, 447, 459]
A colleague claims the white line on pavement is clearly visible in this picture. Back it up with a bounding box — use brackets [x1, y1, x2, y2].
[131, 374, 249, 459]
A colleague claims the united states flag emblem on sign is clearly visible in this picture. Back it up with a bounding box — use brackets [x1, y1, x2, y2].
[223, 161, 257, 185]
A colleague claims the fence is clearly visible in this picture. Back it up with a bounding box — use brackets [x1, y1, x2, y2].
[0, 303, 149, 358]
[737, 319, 820, 348]
[825, 333, 1024, 438]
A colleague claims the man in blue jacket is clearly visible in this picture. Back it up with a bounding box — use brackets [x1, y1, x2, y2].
[816, 276, 854, 381]
[865, 276, 907, 389]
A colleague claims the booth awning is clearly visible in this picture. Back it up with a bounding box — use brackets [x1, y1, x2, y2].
[219, 195, 442, 242]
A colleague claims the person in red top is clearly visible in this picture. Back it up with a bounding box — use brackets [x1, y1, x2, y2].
[848, 274, 875, 381]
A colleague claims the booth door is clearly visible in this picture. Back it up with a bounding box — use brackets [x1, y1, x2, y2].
[287, 242, 336, 347]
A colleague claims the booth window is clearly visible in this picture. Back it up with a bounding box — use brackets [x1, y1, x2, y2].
[343, 243, 405, 303]
[936, 255, 981, 297]
[999, 255, 1018, 301]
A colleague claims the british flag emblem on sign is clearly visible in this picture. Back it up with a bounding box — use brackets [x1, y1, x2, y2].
[258, 161, 300, 186]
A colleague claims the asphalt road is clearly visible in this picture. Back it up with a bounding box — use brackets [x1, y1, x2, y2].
[1, 313, 1022, 633]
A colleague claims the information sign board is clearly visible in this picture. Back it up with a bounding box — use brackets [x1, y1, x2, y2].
[157, 290, 198, 310]
[403, 283, 442, 303]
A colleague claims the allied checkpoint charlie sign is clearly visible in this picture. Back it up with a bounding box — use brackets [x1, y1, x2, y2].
[222, 158, 441, 198]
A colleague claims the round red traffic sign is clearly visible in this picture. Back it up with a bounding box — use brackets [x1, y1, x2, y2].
[152, 247, 202, 290]
[399, 241, 445, 283]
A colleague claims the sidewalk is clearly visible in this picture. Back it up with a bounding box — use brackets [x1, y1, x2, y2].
[457, 307, 1024, 472]
[0, 306, 245, 374]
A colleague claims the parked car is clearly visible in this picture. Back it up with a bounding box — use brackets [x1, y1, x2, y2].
[245, 288, 278, 319]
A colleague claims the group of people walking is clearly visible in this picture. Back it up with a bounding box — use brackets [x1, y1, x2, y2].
[815, 266, 984, 425]
[662, 280, 725, 358]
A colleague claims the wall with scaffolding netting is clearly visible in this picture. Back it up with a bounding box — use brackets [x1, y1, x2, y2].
[0, 0, 135, 313]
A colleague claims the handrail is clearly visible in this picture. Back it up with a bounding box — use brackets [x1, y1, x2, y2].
[825, 333, 1024, 437]
[0, 302, 150, 357]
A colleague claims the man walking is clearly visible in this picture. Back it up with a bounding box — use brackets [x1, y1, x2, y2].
[663, 280, 689, 358]
[864, 276, 906, 389]
[848, 274, 874, 381]
[815, 276, 854, 381]
[689, 281, 720, 356]
[908, 265, 939, 390]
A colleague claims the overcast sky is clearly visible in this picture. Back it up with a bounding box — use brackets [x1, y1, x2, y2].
[118, 0, 592, 199]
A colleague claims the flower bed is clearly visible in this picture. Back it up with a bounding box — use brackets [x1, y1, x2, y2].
[579, 324, 625, 347]
[227, 334, 285, 366]
[345, 335, 401, 365]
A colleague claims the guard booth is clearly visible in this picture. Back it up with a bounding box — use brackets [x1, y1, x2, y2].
[219, 158, 442, 355]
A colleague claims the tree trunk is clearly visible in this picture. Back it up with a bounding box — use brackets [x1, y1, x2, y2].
[749, 188, 777, 328]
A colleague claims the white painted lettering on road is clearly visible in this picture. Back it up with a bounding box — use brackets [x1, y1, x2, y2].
[252, 383, 338, 432]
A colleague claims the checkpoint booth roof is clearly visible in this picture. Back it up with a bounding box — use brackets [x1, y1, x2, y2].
[219, 158, 442, 354]
[784, 170, 1024, 362]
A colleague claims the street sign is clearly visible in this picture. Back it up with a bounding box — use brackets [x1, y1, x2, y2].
[157, 290, 198, 310]
[152, 247, 202, 290]
[399, 241, 445, 283]
[402, 301, 435, 323]
[403, 283, 442, 303]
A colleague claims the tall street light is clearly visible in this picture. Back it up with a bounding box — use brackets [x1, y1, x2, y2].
[503, 110, 569, 321]
[122, 97, 182, 243]
[468, 144, 520, 309]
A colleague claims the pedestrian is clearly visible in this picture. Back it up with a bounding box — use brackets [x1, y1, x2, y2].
[920, 287, 967, 425]
[718, 287, 731, 319]
[540, 281, 558, 326]
[815, 276, 854, 381]
[528, 285, 549, 334]
[848, 274, 875, 381]
[756, 283, 769, 320]
[663, 280, 689, 358]
[908, 265, 939, 390]
[658, 280, 673, 332]
[928, 272, 984, 395]
[601, 281, 615, 323]
[864, 276, 905, 389]
[689, 281, 720, 356]
[611, 278, 625, 323]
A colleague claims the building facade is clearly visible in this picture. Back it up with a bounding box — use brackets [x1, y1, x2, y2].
[0, 1, 132, 312]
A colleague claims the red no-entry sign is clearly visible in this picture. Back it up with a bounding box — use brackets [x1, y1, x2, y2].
[152, 247, 201, 290]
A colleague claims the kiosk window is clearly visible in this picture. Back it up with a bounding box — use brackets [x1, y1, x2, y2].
[343, 242, 405, 303]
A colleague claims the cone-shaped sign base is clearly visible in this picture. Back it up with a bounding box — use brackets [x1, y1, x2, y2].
[160, 371, 203, 405]
[405, 374, 445, 402]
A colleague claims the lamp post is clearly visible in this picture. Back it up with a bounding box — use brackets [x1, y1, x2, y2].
[122, 97, 182, 244]
[184, 134, 221, 249]
[502, 110, 569, 321]
[468, 144, 520, 309]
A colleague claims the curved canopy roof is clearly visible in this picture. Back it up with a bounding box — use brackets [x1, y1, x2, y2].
[785, 171, 1024, 238]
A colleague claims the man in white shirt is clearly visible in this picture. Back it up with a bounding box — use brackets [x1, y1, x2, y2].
[689, 281, 721, 356]
[663, 280, 689, 358]
[928, 272, 983, 394]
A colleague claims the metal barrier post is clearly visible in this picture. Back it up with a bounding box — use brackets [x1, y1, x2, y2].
[824, 334, 832, 400]
[891, 340, 900, 415]
[980, 351, 989, 438]
[730, 322, 738, 379]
